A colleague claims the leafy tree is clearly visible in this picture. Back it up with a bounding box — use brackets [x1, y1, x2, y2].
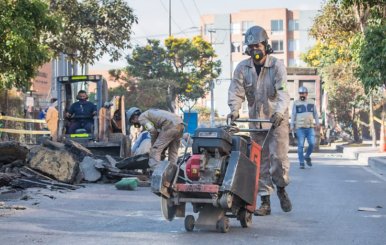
[47, 0, 137, 66]
[0, 0, 60, 90]
[334, 0, 385, 146]
[125, 36, 221, 112]
[321, 63, 366, 140]
[351, 25, 385, 91]
[302, 2, 358, 67]
[302, 1, 366, 141]
[107, 70, 169, 111]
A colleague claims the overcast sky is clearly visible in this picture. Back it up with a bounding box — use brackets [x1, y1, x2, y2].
[91, 0, 326, 70]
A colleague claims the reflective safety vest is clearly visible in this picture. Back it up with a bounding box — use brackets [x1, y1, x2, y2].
[291, 99, 318, 128]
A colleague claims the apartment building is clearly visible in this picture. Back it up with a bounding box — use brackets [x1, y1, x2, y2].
[200, 8, 318, 117]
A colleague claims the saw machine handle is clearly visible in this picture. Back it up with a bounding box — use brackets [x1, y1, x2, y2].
[233, 118, 272, 132]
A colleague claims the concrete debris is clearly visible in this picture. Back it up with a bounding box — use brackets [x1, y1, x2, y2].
[0, 173, 20, 187]
[0, 139, 151, 193]
[80, 156, 102, 182]
[0, 141, 29, 165]
[28, 145, 81, 184]
[105, 155, 117, 168]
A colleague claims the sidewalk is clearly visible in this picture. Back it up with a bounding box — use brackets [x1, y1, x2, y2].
[289, 140, 386, 176]
[296, 141, 386, 176]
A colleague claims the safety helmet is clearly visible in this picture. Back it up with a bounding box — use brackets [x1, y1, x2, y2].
[298, 86, 308, 93]
[244, 26, 269, 46]
[244, 25, 273, 55]
[126, 107, 142, 123]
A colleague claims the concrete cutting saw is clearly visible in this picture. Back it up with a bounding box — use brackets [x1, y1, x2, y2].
[151, 119, 270, 233]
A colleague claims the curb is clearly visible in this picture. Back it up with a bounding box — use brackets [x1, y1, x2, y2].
[368, 157, 386, 176]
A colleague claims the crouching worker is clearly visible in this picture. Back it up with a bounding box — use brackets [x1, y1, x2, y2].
[127, 108, 184, 169]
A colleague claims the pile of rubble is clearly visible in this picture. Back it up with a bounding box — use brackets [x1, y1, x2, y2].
[0, 140, 149, 192]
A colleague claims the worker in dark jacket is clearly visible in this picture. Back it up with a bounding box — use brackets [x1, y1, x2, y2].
[66, 90, 97, 134]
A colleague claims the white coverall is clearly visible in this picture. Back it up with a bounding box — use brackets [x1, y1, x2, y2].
[228, 55, 290, 196]
[138, 109, 184, 167]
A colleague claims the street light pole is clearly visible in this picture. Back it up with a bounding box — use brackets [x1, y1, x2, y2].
[208, 29, 216, 128]
[169, 0, 171, 37]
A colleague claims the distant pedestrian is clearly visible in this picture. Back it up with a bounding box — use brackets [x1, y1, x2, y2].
[38, 108, 47, 120]
[290, 87, 319, 169]
[46, 98, 58, 141]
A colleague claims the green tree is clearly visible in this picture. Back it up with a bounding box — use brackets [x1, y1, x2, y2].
[107, 69, 169, 111]
[125, 36, 221, 112]
[321, 63, 366, 138]
[47, 0, 137, 66]
[352, 25, 386, 91]
[302, 1, 366, 141]
[334, 0, 385, 146]
[0, 0, 60, 90]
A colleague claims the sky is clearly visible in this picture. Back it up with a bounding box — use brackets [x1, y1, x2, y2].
[90, 0, 326, 70]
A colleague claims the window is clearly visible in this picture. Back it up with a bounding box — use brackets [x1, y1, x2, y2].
[242, 21, 254, 33]
[271, 20, 284, 33]
[204, 23, 214, 36]
[271, 40, 284, 52]
[288, 39, 299, 51]
[288, 19, 299, 31]
[231, 42, 241, 53]
[231, 23, 241, 34]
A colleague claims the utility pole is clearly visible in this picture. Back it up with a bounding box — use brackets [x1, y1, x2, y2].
[169, 0, 171, 37]
[208, 29, 216, 128]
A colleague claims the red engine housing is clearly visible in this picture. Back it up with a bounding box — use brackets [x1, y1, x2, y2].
[186, 154, 201, 181]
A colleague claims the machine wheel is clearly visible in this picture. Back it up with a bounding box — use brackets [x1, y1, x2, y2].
[161, 197, 176, 221]
[184, 215, 195, 232]
[239, 209, 253, 228]
[216, 216, 230, 233]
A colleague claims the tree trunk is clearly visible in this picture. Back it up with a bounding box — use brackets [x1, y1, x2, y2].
[352, 107, 361, 142]
[166, 85, 176, 113]
[369, 94, 376, 147]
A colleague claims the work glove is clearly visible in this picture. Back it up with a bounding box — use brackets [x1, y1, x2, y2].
[270, 112, 284, 128]
[226, 111, 239, 124]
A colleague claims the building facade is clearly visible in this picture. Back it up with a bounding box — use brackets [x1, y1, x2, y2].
[200, 8, 318, 118]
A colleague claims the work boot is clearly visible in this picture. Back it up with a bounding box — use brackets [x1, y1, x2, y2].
[305, 157, 312, 167]
[254, 195, 271, 216]
[277, 187, 292, 212]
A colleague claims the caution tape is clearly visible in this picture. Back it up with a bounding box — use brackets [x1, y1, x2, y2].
[374, 116, 382, 124]
[0, 115, 46, 123]
[0, 128, 50, 135]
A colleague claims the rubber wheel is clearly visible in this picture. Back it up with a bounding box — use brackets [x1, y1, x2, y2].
[161, 197, 176, 221]
[216, 216, 230, 233]
[184, 215, 195, 232]
[239, 209, 253, 228]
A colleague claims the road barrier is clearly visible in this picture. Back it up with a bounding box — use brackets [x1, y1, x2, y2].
[0, 115, 50, 135]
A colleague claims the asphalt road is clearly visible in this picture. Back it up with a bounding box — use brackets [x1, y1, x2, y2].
[1, 152, 385, 245]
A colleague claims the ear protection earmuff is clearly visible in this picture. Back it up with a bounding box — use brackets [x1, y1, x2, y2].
[245, 41, 273, 57]
[265, 43, 273, 54]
